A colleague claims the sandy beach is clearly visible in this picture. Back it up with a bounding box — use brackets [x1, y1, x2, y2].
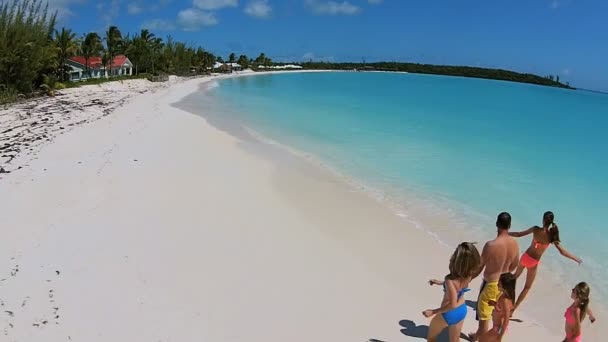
[0, 72, 594, 341]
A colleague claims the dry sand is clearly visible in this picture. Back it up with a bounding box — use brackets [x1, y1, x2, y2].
[0, 72, 591, 341]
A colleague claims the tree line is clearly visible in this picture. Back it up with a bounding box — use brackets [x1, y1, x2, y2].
[300, 61, 573, 89]
[0, 0, 271, 103]
[1, 0, 573, 103]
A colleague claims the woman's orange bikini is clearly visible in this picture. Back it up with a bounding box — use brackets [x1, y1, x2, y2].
[509, 211, 582, 313]
[519, 239, 550, 268]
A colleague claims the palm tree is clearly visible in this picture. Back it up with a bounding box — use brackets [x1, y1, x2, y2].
[80, 32, 102, 78]
[150, 37, 163, 74]
[101, 52, 110, 77]
[125, 34, 140, 75]
[104, 26, 123, 77]
[120, 33, 132, 55]
[139, 29, 155, 73]
[54, 27, 78, 81]
[196, 50, 215, 72]
[255, 53, 268, 67]
[161, 35, 176, 73]
[228, 52, 236, 73]
[237, 54, 249, 69]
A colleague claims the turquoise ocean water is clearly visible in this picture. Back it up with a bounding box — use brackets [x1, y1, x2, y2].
[196, 72, 608, 302]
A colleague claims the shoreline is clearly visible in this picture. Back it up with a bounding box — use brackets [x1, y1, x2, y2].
[175, 73, 577, 338]
[0, 72, 594, 341]
[177, 71, 605, 339]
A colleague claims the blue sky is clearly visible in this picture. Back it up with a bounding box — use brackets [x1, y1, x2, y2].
[51, 0, 608, 91]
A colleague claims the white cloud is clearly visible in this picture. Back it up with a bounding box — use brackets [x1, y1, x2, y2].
[177, 8, 218, 31]
[141, 19, 176, 31]
[45, 0, 86, 20]
[368, 0, 383, 4]
[305, 0, 360, 15]
[244, 0, 271, 18]
[192, 0, 238, 10]
[97, 0, 121, 26]
[128, 2, 143, 14]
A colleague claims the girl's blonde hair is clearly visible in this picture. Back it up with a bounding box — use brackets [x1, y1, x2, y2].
[448, 242, 481, 279]
[574, 282, 591, 320]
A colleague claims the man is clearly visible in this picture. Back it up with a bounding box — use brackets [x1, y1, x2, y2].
[469, 212, 520, 341]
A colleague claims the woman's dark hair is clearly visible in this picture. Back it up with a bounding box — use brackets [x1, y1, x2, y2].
[448, 242, 481, 279]
[543, 211, 561, 243]
[574, 282, 590, 320]
[499, 273, 517, 303]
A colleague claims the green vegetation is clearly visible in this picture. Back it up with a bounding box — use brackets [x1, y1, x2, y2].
[238, 55, 250, 69]
[39, 74, 64, 96]
[1, 0, 572, 105]
[104, 25, 122, 76]
[81, 32, 103, 78]
[54, 27, 78, 82]
[0, 0, 57, 96]
[301, 62, 573, 89]
[255, 53, 272, 67]
[0, 0, 271, 104]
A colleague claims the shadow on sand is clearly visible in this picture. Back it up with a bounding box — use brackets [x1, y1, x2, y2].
[399, 319, 471, 341]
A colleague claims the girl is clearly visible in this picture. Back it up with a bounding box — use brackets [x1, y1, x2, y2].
[509, 211, 582, 312]
[479, 273, 516, 342]
[424, 242, 481, 342]
[564, 282, 596, 342]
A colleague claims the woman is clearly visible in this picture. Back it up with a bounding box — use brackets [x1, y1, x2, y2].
[423, 242, 481, 342]
[509, 211, 582, 312]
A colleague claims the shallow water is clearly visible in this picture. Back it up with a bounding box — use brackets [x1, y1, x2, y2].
[194, 71, 608, 304]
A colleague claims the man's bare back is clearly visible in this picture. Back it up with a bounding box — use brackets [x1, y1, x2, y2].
[469, 212, 520, 342]
[482, 234, 519, 282]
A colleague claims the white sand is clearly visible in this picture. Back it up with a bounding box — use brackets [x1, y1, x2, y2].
[0, 73, 591, 341]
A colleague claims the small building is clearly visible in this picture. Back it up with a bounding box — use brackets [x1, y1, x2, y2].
[66, 55, 133, 81]
[212, 62, 242, 73]
[212, 62, 224, 71]
[225, 63, 242, 72]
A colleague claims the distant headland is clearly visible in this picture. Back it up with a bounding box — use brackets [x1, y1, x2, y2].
[299, 61, 573, 89]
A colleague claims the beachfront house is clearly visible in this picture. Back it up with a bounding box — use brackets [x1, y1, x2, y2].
[212, 62, 242, 73]
[226, 63, 242, 72]
[65, 55, 133, 81]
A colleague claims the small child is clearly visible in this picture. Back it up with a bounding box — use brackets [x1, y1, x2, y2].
[423, 242, 481, 342]
[564, 282, 597, 342]
[479, 273, 516, 342]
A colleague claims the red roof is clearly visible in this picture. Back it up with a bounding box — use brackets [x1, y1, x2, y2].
[68, 55, 129, 69]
